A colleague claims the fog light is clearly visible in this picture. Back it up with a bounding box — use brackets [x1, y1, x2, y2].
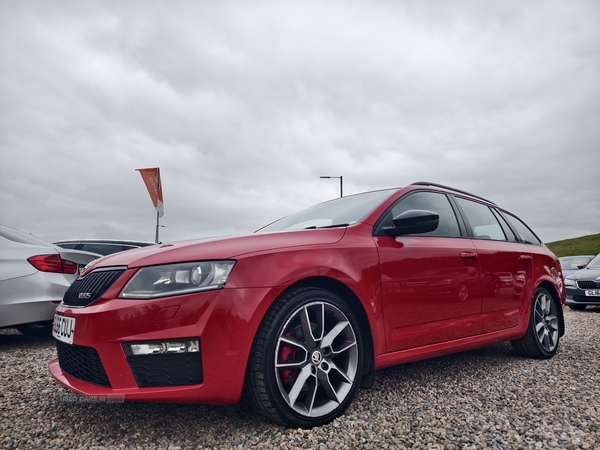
[123, 339, 200, 356]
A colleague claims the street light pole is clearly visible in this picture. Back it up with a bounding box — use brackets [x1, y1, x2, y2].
[320, 176, 343, 198]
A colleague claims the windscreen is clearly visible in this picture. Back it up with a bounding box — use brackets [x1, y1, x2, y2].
[258, 189, 397, 233]
[586, 254, 600, 268]
[559, 256, 593, 270]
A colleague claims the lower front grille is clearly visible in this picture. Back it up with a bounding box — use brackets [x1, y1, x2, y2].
[127, 353, 203, 388]
[571, 295, 600, 302]
[56, 341, 111, 387]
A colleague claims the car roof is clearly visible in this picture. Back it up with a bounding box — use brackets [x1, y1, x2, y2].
[411, 182, 496, 204]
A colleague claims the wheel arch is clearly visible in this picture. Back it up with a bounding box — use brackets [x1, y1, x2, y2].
[279, 276, 376, 389]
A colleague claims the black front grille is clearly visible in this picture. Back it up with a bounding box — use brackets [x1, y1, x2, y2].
[63, 269, 126, 307]
[127, 353, 203, 388]
[56, 341, 111, 387]
[577, 280, 599, 289]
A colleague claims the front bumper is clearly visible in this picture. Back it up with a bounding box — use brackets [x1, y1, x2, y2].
[566, 287, 600, 306]
[49, 285, 275, 405]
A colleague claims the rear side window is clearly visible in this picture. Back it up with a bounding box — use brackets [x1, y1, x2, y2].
[454, 197, 506, 241]
[499, 212, 542, 246]
[491, 209, 518, 242]
[381, 191, 461, 237]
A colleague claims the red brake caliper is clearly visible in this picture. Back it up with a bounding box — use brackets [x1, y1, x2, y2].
[279, 333, 298, 384]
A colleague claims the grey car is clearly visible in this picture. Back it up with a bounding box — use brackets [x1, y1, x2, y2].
[0, 225, 100, 335]
[565, 253, 600, 310]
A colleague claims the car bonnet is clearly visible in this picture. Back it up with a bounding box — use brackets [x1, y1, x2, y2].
[84, 228, 347, 270]
[568, 267, 600, 281]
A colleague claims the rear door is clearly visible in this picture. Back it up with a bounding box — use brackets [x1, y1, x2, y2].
[452, 197, 532, 333]
[374, 190, 483, 352]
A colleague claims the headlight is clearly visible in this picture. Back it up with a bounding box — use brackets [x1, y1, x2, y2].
[564, 278, 577, 287]
[119, 261, 235, 299]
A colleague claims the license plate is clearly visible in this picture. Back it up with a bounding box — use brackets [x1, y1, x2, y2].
[53, 314, 76, 344]
[585, 290, 600, 297]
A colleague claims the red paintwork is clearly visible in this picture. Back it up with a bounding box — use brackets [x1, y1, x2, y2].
[376, 235, 483, 352]
[49, 184, 566, 405]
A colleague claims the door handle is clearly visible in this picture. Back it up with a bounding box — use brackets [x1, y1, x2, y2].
[520, 255, 532, 262]
[460, 252, 477, 261]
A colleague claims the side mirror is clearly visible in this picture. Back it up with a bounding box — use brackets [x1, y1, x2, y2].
[383, 209, 439, 236]
[577, 264, 587, 269]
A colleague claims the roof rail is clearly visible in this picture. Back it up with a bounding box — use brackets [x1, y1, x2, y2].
[411, 181, 496, 205]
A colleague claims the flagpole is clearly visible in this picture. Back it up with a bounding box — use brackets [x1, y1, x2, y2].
[155, 211, 160, 244]
[136, 167, 164, 243]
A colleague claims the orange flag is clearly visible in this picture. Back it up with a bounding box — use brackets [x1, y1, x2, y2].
[135, 168, 164, 218]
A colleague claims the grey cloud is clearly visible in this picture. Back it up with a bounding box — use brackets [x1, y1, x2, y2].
[1, 0, 598, 244]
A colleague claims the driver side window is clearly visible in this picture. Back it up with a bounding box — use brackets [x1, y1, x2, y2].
[383, 191, 461, 237]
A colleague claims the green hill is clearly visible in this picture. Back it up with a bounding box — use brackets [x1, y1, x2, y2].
[545, 233, 600, 257]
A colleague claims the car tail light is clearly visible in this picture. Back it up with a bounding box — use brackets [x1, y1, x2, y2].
[27, 255, 78, 274]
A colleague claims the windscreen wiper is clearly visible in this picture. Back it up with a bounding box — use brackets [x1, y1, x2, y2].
[304, 223, 350, 229]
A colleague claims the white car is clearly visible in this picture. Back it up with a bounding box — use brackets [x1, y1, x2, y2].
[0, 225, 100, 335]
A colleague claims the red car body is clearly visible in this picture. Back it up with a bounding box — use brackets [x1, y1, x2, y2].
[49, 183, 565, 426]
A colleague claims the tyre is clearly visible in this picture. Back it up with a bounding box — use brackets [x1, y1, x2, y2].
[511, 287, 560, 359]
[16, 322, 52, 336]
[245, 287, 363, 428]
[568, 304, 587, 311]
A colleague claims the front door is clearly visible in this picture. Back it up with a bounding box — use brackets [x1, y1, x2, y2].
[374, 190, 483, 353]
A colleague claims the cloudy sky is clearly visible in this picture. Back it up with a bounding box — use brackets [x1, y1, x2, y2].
[1, 0, 599, 246]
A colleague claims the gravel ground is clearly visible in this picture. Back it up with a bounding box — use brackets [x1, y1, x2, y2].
[1, 307, 599, 450]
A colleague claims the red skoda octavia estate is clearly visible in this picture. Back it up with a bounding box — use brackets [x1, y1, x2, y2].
[49, 182, 565, 428]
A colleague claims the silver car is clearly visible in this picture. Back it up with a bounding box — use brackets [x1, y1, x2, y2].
[0, 225, 100, 335]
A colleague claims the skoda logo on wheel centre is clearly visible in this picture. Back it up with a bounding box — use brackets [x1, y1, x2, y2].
[311, 351, 322, 365]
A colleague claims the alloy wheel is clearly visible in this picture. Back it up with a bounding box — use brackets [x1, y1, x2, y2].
[274, 301, 359, 418]
[534, 290, 559, 352]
